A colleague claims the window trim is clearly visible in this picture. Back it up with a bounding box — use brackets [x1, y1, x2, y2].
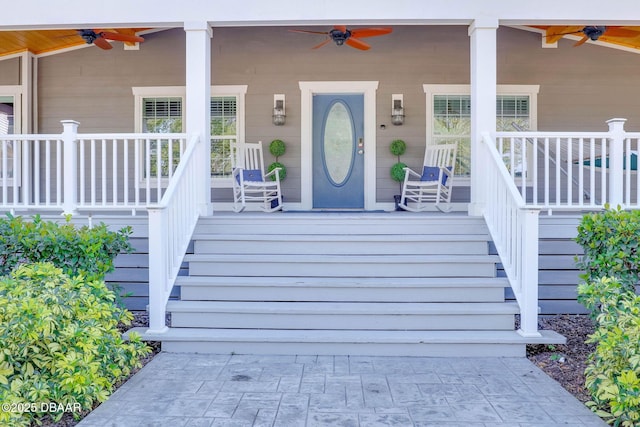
[423, 84, 539, 185]
[132, 85, 247, 187]
[0, 86, 23, 187]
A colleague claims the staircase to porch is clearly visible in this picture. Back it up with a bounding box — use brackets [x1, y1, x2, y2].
[138, 212, 564, 357]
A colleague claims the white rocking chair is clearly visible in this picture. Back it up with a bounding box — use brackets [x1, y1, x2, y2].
[398, 142, 458, 212]
[232, 141, 283, 212]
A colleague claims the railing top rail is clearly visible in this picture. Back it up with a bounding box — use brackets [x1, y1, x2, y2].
[153, 134, 201, 210]
[0, 132, 189, 141]
[482, 132, 528, 210]
[494, 131, 611, 138]
[77, 132, 188, 140]
[0, 134, 62, 140]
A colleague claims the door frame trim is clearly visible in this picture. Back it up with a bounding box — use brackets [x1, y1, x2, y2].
[299, 81, 378, 210]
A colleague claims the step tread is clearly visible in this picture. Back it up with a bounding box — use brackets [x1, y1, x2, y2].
[184, 254, 501, 263]
[175, 276, 510, 288]
[166, 301, 520, 315]
[192, 234, 490, 242]
[129, 327, 566, 345]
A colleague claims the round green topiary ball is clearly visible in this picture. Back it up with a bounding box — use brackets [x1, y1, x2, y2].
[390, 162, 407, 182]
[269, 139, 286, 158]
[268, 161, 287, 181]
[390, 139, 407, 157]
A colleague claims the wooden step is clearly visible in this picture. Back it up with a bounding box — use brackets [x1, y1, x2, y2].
[166, 301, 519, 330]
[129, 327, 566, 357]
[195, 214, 489, 236]
[177, 276, 509, 303]
[185, 254, 500, 278]
[192, 233, 489, 255]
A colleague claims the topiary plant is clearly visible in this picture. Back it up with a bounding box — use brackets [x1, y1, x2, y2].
[389, 139, 407, 194]
[268, 139, 286, 181]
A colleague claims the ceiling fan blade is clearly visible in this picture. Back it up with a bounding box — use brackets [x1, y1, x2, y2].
[289, 29, 329, 35]
[99, 31, 144, 43]
[573, 35, 590, 47]
[93, 36, 113, 50]
[350, 27, 393, 38]
[334, 25, 348, 33]
[312, 38, 332, 49]
[602, 27, 640, 38]
[345, 37, 371, 50]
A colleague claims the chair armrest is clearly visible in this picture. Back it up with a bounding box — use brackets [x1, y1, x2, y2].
[403, 167, 422, 179]
[264, 167, 281, 180]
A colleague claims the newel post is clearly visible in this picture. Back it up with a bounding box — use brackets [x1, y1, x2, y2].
[607, 118, 627, 209]
[518, 208, 542, 338]
[147, 207, 169, 334]
[61, 120, 79, 215]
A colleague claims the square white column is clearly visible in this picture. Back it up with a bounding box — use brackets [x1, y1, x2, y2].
[185, 21, 212, 215]
[468, 19, 498, 216]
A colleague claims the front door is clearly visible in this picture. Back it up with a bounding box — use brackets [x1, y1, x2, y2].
[312, 94, 365, 209]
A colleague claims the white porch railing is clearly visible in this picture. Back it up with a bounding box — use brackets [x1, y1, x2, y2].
[481, 132, 541, 337]
[0, 120, 203, 334]
[0, 120, 188, 214]
[495, 118, 639, 211]
[146, 133, 203, 333]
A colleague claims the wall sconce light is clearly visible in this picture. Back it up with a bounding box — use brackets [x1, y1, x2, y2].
[391, 94, 404, 126]
[273, 94, 286, 126]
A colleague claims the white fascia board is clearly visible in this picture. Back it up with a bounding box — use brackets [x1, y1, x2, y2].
[4, 0, 640, 29]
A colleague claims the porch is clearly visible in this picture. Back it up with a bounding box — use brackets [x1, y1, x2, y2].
[2, 118, 638, 354]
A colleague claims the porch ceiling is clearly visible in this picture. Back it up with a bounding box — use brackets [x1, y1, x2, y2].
[0, 28, 150, 58]
[2, 25, 640, 59]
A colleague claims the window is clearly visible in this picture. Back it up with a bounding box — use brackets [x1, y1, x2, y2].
[142, 97, 183, 178]
[133, 85, 246, 186]
[210, 97, 237, 178]
[424, 84, 539, 179]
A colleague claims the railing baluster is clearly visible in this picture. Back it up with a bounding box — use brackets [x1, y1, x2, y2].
[1, 140, 7, 203]
[532, 137, 538, 206]
[56, 139, 62, 206]
[124, 139, 129, 207]
[113, 139, 118, 205]
[544, 137, 549, 208]
[601, 137, 607, 205]
[80, 140, 85, 205]
[102, 139, 107, 206]
[91, 139, 96, 206]
[578, 137, 584, 207]
[589, 138, 596, 207]
[566, 139, 573, 207]
[555, 137, 561, 205]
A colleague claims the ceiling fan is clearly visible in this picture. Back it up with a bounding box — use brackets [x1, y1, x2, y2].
[544, 26, 640, 46]
[77, 29, 145, 50]
[290, 25, 392, 50]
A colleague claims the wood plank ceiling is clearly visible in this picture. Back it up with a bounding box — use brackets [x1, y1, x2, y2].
[1, 26, 640, 59]
[0, 28, 149, 57]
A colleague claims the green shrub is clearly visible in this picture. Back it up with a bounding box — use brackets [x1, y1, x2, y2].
[0, 214, 133, 281]
[575, 206, 640, 294]
[578, 277, 640, 425]
[0, 263, 150, 426]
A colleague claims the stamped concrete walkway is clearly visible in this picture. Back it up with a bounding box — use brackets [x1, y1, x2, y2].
[77, 353, 606, 427]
